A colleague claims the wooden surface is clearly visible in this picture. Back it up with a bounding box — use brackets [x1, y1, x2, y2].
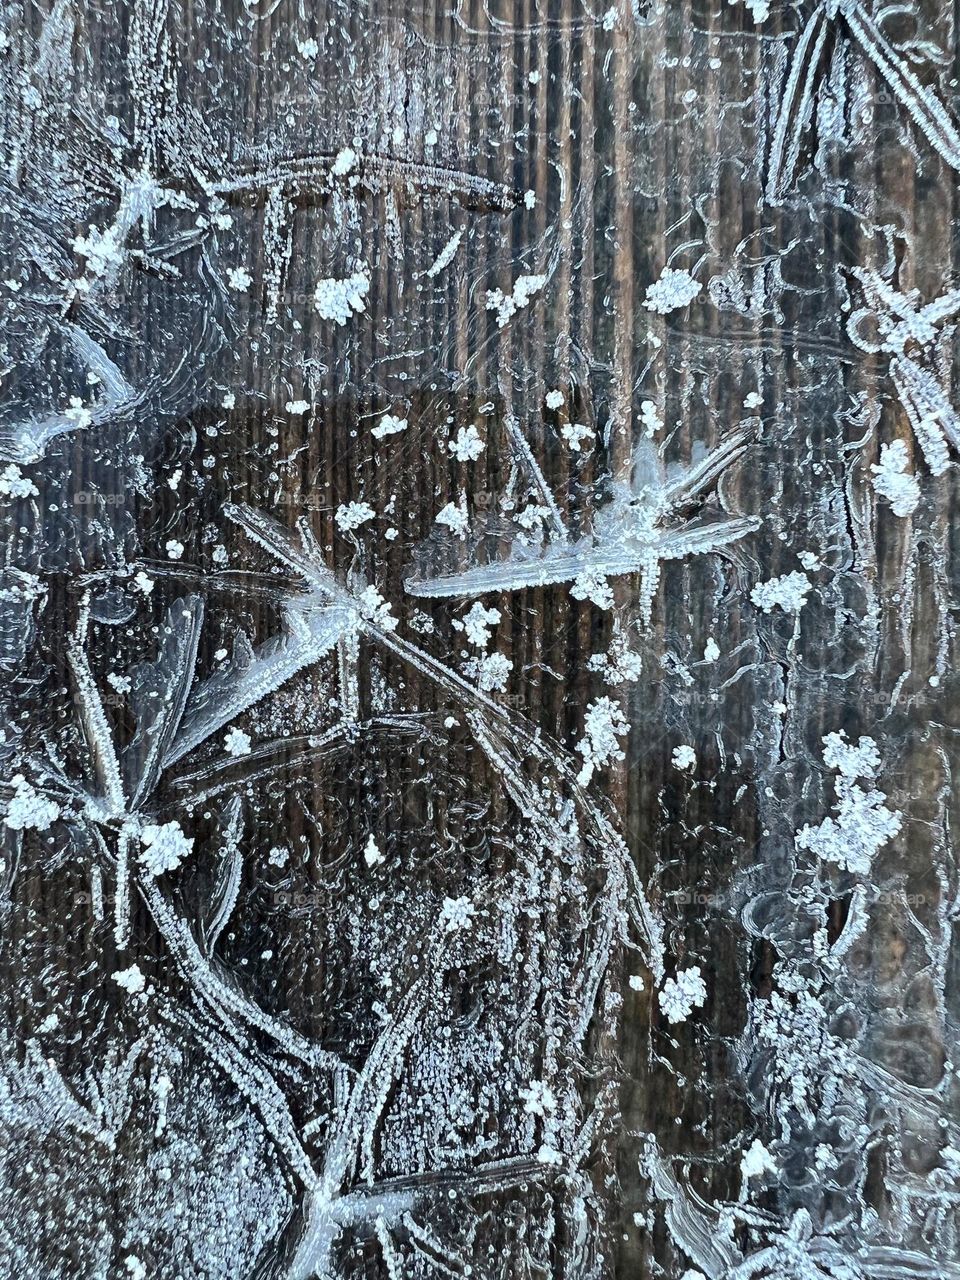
[2, 0, 960, 1277]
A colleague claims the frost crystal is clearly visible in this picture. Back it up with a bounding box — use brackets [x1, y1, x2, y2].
[458, 602, 501, 648]
[0, 464, 38, 497]
[435, 500, 470, 537]
[113, 965, 146, 995]
[313, 270, 370, 324]
[439, 896, 476, 931]
[795, 733, 902, 874]
[672, 744, 696, 771]
[357, 585, 397, 631]
[560, 421, 595, 452]
[571, 567, 615, 610]
[741, 1138, 777, 1179]
[658, 966, 707, 1024]
[448, 424, 485, 461]
[520, 1080, 557, 1116]
[139, 821, 194, 877]
[363, 834, 385, 867]
[224, 727, 252, 756]
[751, 570, 812, 613]
[334, 501, 375, 532]
[576, 696, 629, 784]
[475, 652, 512, 691]
[372, 413, 407, 439]
[227, 267, 252, 291]
[485, 273, 547, 326]
[643, 268, 702, 314]
[3, 775, 60, 831]
[871, 440, 921, 516]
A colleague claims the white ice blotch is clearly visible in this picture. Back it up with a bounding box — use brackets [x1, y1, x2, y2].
[357, 585, 397, 631]
[751, 570, 812, 613]
[457, 602, 501, 648]
[561, 422, 595, 453]
[372, 413, 407, 440]
[224, 727, 252, 757]
[227, 267, 252, 292]
[485, 273, 547, 327]
[0, 464, 37, 497]
[640, 400, 662, 436]
[740, 1138, 777, 1180]
[703, 637, 720, 663]
[285, 399, 310, 415]
[544, 389, 564, 410]
[871, 440, 921, 517]
[134, 570, 154, 595]
[4, 775, 59, 831]
[520, 1080, 557, 1116]
[314, 270, 370, 325]
[795, 732, 902, 875]
[628, 973, 645, 991]
[475, 652, 511, 692]
[139, 821, 193, 877]
[672, 744, 696, 771]
[425, 229, 463, 279]
[571, 567, 614, 610]
[658, 966, 707, 1024]
[439, 896, 475, 931]
[448, 424, 485, 462]
[334, 501, 375, 532]
[165, 540, 184, 561]
[331, 147, 356, 175]
[297, 37, 319, 58]
[643, 268, 702, 314]
[576, 696, 629, 785]
[435, 501, 469, 537]
[364, 834, 386, 868]
[113, 965, 146, 996]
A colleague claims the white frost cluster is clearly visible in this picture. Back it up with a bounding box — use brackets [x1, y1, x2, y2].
[314, 270, 370, 325]
[576, 696, 629, 785]
[0, 464, 38, 497]
[113, 965, 146, 995]
[435, 501, 470, 537]
[357, 585, 397, 631]
[223, 727, 252, 757]
[364, 834, 385, 867]
[485, 273, 547, 327]
[643, 268, 702, 314]
[475, 652, 511, 692]
[658, 966, 707, 1024]
[672, 744, 696, 771]
[226, 267, 252, 292]
[740, 1138, 777, 1179]
[335, 501, 375, 532]
[571, 567, 614, 610]
[372, 413, 407, 440]
[439, 896, 475, 932]
[520, 1079, 557, 1116]
[458, 602, 501, 648]
[751, 570, 812, 614]
[561, 421, 595, 453]
[448, 425, 485, 462]
[795, 733, 902, 875]
[139, 821, 193, 877]
[3, 775, 60, 831]
[871, 440, 920, 517]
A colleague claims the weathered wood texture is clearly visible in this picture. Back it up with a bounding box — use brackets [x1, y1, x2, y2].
[1, 0, 960, 1277]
